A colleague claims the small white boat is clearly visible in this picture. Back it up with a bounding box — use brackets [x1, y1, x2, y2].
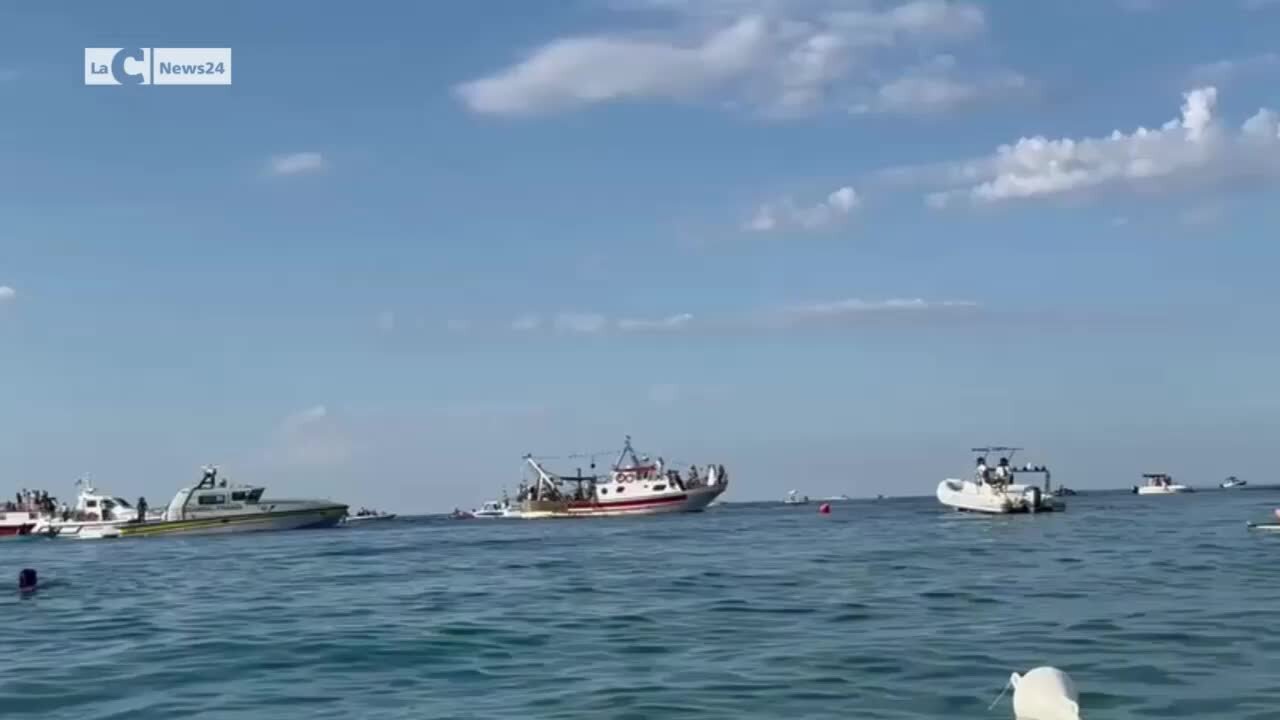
[937, 446, 1061, 514]
[1221, 476, 1247, 489]
[345, 508, 397, 523]
[33, 478, 165, 539]
[822, 494, 851, 501]
[515, 436, 728, 518]
[1134, 473, 1192, 495]
[1248, 509, 1280, 531]
[472, 498, 517, 518]
[783, 490, 809, 505]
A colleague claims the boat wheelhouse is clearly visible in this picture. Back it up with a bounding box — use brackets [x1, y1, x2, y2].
[33, 478, 164, 538]
[517, 436, 728, 518]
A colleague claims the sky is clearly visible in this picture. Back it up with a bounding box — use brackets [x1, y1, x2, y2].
[2, 1, 1279, 512]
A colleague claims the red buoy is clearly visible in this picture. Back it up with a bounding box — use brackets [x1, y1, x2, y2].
[818, 503, 831, 514]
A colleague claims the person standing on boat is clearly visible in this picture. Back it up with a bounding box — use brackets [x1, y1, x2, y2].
[136, 496, 148, 524]
[994, 457, 1011, 487]
[975, 457, 990, 485]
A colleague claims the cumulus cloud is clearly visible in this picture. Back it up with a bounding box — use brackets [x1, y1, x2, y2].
[268, 152, 326, 176]
[0, 286, 14, 302]
[746, 185, 860, 232]
[922, 87, 1280, 207]
[617, 313, 694, 331]
[456, 1, 996, 117]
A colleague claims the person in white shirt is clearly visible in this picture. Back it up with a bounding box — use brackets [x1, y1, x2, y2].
[975, 457, 989, 484]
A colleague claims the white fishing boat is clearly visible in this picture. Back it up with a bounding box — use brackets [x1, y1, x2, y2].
[345, 508, 397, 523]
[1134, 473, 1192, 495]
[1221, 476, 1247, 489]
[98, 466, 347, 538]
[937, 446, 1061, 514]
[516, 436, 728, 518]
[783, 490, 809, 505]
[33, 478, 165, 539]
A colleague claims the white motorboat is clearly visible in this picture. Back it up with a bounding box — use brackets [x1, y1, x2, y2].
[472, 498, 517, 518]
[33, 478, 165, 539]
[937, 446, 1061, 514]
[515, 436, 728, 518]
[784, 490, 810, 505]
[1221, 476, 1247, 489]
[345, 508, 397, 523]
[1134, 473, 1192, 495]
[98, 466, 347, 538]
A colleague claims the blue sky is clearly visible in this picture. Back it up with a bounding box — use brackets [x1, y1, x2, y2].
[2, 1, 1279, 511]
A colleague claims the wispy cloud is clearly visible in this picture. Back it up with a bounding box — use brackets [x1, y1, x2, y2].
[375, 310, 396, 333]
[1189, 52, 1280, 85]
[0, 286, 15, 303]
[851, 54, 1027, 116]
[268, 151, 326, 176]
[553, 312, 609, 333]
[269, 405, 353, 469]
[512, 314, 543, 331]
[456, 1, 1002, 118]
[920, 87, 1280, 207]
[745, 186, 860, 232]
[617, 313, 695, 331]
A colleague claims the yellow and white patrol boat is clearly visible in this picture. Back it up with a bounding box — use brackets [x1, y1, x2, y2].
[85, 466, 348, 539]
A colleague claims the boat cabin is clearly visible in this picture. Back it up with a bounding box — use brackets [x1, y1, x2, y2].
[1142, 473, 1173, 487]
[70, 482, 141, 522]
[164, 466, 267, 520]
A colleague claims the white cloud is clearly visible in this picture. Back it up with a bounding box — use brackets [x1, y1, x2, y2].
[512, 314, 543, 331]
[852, 54, 1026, 116]
[746, 185, 860, 232]
[268, 152, 326, 176]
[456, 1, 994, 117]
[271, 405, 352, 469]
[553, 312, 608, 333]
[375, 310, 396, 332]
[617, 312, 694, 331]
[923, 87, 1280, 207]
[0, 286, 14, 302]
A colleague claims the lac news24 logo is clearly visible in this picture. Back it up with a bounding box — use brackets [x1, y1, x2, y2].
[84, 47, 232, 86]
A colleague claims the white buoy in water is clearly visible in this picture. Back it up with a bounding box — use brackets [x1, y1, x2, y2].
[1009, 666, 1080, 720]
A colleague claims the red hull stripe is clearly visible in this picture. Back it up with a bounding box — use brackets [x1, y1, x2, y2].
[569, 494, 688, 511]
[0, 525, 33, 537]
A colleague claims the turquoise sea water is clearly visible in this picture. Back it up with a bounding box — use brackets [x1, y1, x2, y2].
[6, 489, 1280, 719]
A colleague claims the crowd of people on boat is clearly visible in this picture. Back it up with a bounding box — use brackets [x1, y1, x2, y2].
[5, 489, 59, 514]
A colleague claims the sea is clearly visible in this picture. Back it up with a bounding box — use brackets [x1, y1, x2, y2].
[5, 489, 1280, 719]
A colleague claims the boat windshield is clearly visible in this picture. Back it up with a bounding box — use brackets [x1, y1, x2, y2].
[112, 497, 133, 508]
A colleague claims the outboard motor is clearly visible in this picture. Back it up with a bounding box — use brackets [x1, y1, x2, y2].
[1024, 486, 1042, 512]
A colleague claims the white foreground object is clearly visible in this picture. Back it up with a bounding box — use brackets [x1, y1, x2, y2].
[1010, 667, 1080, 720]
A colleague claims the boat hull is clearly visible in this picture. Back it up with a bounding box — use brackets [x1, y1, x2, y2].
[520, 484, 725, 518]
[115, 505, 348, 538]
[937, 479, 1061, 514]
[1137, 485, 1192, 495]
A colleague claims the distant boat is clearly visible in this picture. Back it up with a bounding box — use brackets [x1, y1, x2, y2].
[346, 508, 396, 523]
[1134, 473, 1192, 495]
[1221, 476, 1247, 489]
[823, 494, 851, 501]
[937, 445, 1061, 514]
[783, 490, 809, 505]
